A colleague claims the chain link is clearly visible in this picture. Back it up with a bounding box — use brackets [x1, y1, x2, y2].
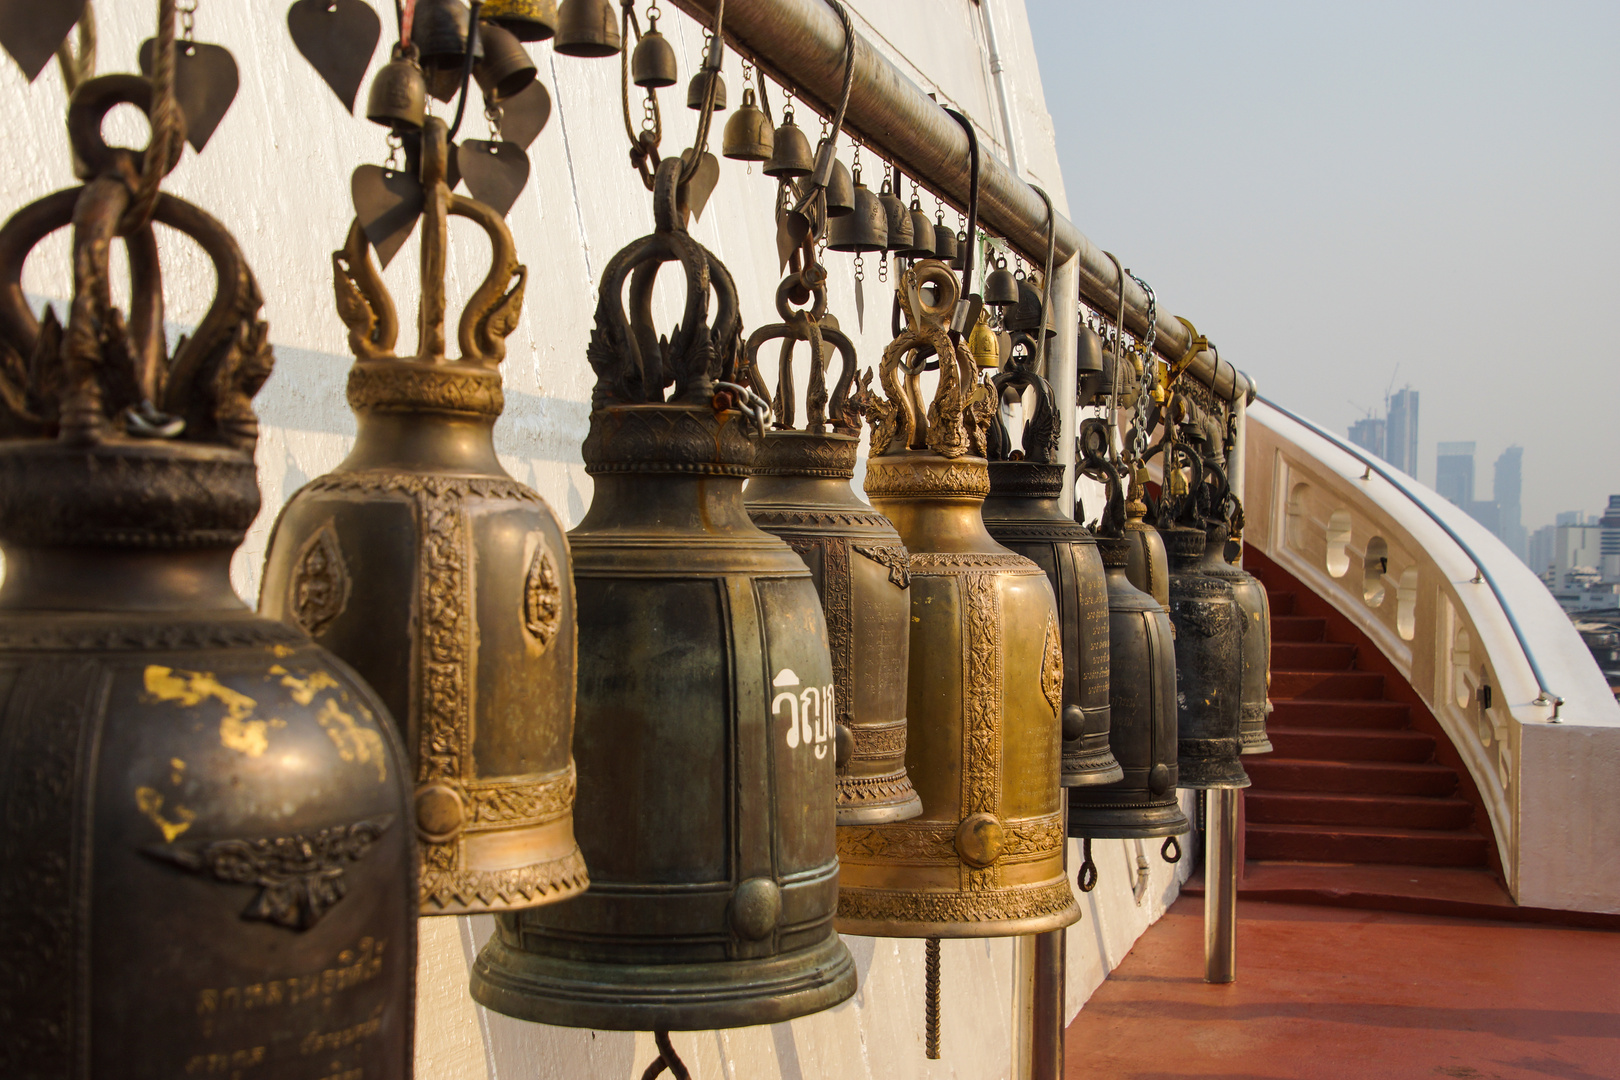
[177, 0, 197, 43]
[384, 132, 403, 172]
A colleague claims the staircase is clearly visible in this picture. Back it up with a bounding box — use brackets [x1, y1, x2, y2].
[1242, 581, 1491, 869]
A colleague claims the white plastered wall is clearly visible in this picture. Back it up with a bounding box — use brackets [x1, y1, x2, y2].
[2, 2, 1191, 1074]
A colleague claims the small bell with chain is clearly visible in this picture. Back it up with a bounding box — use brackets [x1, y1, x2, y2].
[686, 29, 726, 110]
[630, 8, 677, 88]
[474, 20, 539, 102]
[900, 194, 935, 258]
[553, 0, 621, 57]
[983, 251, 1019, 306]
[366, 43, 428, 131]
[721, 79, 774, 161]
[482, 0, 559, 41]
[827, 164, 887, 253]
[764, 100, 814, 178]
[878, 167, 913, 253]
[413, 0, 484, 101]
[930, 209, 958, 264]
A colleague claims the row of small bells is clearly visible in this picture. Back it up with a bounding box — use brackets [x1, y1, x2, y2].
[0, 0, 1274, 1074]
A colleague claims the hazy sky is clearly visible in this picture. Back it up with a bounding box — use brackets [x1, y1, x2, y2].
[1026, 0, 1618, 530]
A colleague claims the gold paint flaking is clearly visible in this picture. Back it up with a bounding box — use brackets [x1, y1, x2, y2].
[144, 665, 269, 758]
[272, 666, 342, 706]
[135, 786, 195, 842]
[317, 698, 388, 783]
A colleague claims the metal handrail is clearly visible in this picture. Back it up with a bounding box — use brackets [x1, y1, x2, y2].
[1257, 395, 1563, 720]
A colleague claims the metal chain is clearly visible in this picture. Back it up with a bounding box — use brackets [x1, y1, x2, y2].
[177, 0, 196, 44]
[924, 937, 942, 1060]
[384, 132, 403, 171]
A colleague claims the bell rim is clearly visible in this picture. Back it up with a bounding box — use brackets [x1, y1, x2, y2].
[833, 879, 1081, 939]
[835, 787, 924, 825]
[1065, 800, 1190, 839]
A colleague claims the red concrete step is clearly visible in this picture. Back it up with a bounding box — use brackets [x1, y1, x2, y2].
[1271, 641, 1358, 671]
[1246, 791, 1474, 831]
[1269, 699, 1410, 730]
[1267, 727, 1436, 763]
[1244, 758, 1459, 797]
[1271, 615, 1327, 643]
[1268, 591, 1297, 616]
[1246, 823, 1489, 867]
[1270, 670, 1385, 700]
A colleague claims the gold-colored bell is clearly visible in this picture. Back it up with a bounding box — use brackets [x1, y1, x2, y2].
[967, 309, 1002, 370]
[983, 254, 1019, 306]
[413, 0, 483, 101]
[262, 119, 587, 916]
[687, 67, 727, 110]
[932, 215, 959, 265]
[764, 108, 814, 178]
[366, 44, 428, 131]
[553, 0, 621, 57]
[473, 20, 538, 102]
[827, 166, 888, 253]
[1122, 474, 1170, 609]
[900, 196, 935, 259]
[630, 22, 678, 88]
[836, 259, 1079, 940]
[483, 0, 559, 41]
[722, 87, 774, 161]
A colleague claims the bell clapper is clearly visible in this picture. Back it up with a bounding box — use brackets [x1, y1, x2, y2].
[1077, 838, 1098, 893]
[925, 937, 942, 1060]
[1162, 835, 1182, 863]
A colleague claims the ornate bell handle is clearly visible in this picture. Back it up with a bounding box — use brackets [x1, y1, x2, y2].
[333, 221, 400, 362]
[1077, 420, 1126, 537]
[988, 358, 1059, 464]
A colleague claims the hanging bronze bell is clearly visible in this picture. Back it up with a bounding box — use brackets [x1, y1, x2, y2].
[687, 68, 727, 110]
[631, 24, 678, 88]
[483, 0, 559, 41]
[878, 178, 913, 252]
[983, 257, 1020, 306]
[1121, 481, 1170, 609]
[744, 287, 922, 825]
[722, 87, 774, 160]
[471, 158, 855, 1030]
[900, 196, 935, 259]
[1005, 279, 1056, 339]
[764, 110, 814, 178]
[1200, 521, 1273, 754]
[366, 44, 428, 131]
[0, 72, 415, 1075]
[835, 260, 1079, 939]
[1163, 526, 1250, 788]
[1075, 322, 1107, 404]
[931, 217, 959, 265]
[261, 119, 586, 916]
[827, 166, 888, 253]
[824, 152, 855, 216]
[983, 367, 1123, 788]
[553, 0, 621, 57]
[474, 20, 539, 102]
[414, 0, 485, 101]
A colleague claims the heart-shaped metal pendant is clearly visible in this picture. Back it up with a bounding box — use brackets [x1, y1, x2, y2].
[352, 164, 424, 269]
[458, 140, 530, 217]
[287, 0, 381, 113]
[0, 0, 84, 81]
[139, 38, 240, 152]
[776, 210, 809, 273]
[499, 78, 551, 150]
[677, 151, 720, 224]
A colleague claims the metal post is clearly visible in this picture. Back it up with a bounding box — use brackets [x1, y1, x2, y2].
[1011, 934, 1036, 1079]
[1204, 787, 1239, 983]
[1030, 929, 1065, 1079]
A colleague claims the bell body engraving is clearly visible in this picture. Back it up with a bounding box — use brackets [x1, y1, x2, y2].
[747, 432, 922, 824]
[1199, 524, 1273, 754]
[1163, 526, 1249, 789]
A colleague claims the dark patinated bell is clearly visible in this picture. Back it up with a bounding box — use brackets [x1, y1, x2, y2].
[262, 119, 586, 916]
[836, 260, 1078, 939]
[484, 0, 559, 41]
[722, 87, 774, 161]
[744, 282, 922, 826]
[553, 0, 621, 57]
[1121, 483, 1171, 609]
[983, 363, 1122, 788]
[1200, 522, 1273, 754]
[1163, 526, 1249, 788]
[900, 197, 935, 258]
[413, 0, 484, 101]
[366, 45, 428, 131]
[1005, 280, 1056, 339]
[822, 152, 855, 217]
[630, 24, 678, 88]
[474, 20, 538, 102]
[983, 257, 1019, 306]
[687, 67, 726, 110]
[827, 167, 887, 253]
[0, 71, 414, 1076]
[1075, 322, 1107, 403]
[931, 216, 959, 265]
[878, 178, 913, 252]
[764, 110, 814, 178]
[470, 158, 855, 1030]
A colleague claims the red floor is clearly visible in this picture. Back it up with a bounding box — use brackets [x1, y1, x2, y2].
[1065, 897, 1620, 1080]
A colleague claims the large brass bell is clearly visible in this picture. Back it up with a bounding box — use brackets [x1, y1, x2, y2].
[879, 177, 913, 252]
[483, 0, 559, 41]
[983, 253, 1019, 306]
[1201, 519, 1273, 754]
[1163, 524, 1249, 788]
[630, 19, 678, 88]
[722, 87, 774, 161]
[366, 44, 428, 131]
[553, 0, 621, 57]
[836, 260, 1079, 940]
[470, 158, 855, 1030]
[827, 166, 887, 253]
[413, 0, 484, 101]
[983, 365, 1124, 788]
[764, 107, 814, 178]
[0, 71, 416, 1073]
[474, 20, 538, 102]
[262, 119, 587, 916]
[900, 196, 935, 259]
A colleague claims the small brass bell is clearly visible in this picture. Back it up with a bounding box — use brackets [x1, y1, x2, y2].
[722, 87, 774, 161]
[900, 197, 934, 258]
[414, 0, 484, 75]
[764, 109, 814, 178]
[931, 216, 959, 265]
[967, 310, 1002, 370]
[827, 167, 888, 252]
[474, 20, 538, 102]
[983, 255, 1019, 306]
[553, 0, 621, 57]
[483, 0, 559, 41]
[824, 153, 854, 217]
[1005, 280, 1057, 339]
[687, 68, 727, 110]
[1076, 322, 1106, 402]
[630, 21, 678, 88]
[878, 178, 913, 253]
[366, 45, 428, 132]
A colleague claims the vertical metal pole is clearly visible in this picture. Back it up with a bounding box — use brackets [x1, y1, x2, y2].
[1050, 256, 1081, 517]
[1030, 929, 1065, 1079]
[1012, 934, 1036, 1079]
[1204, 787, 1239, 983]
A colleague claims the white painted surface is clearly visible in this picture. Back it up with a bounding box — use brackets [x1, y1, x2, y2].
[1246, 401, 1620, 913]
[2, 2, 1195, 1074]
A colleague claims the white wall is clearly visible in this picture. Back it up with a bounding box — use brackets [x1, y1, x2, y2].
[2, 2, 1191, 1075]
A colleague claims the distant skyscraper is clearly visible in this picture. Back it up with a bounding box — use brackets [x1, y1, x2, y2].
[1493, 446, 1526, 560]
[1385, 388, 1419, 476]
[1527, 524, 1555, 577]
[1601, 495, 1620, 577]
[1348, 417, 1385, 458]
[1436, 442, 1475, 507]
